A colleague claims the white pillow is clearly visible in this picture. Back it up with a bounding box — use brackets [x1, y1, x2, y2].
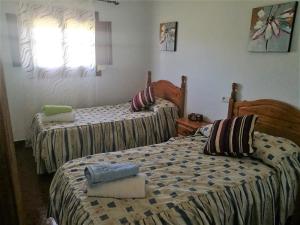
[195, 124, 213, 137]
[46, 218, 58, 225]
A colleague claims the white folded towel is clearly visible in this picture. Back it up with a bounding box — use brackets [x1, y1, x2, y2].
[87, 174, 146, 199]
[41, 111, 75, 123]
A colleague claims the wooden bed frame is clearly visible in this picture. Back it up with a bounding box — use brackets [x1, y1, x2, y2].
[147, 71, 187, 118]
[227, 82, 300, 224]
[227, 83, 300, 146]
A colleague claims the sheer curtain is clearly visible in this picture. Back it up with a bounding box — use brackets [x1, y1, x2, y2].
[18, 0, 95, 78]
[16, 0, 97, 141]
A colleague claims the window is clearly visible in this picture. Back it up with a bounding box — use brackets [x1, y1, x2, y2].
[32, 17, 94, 69]
[64, 19, 95, 68]
[18, 3, 95, 77]
[32, 18, 64, 68]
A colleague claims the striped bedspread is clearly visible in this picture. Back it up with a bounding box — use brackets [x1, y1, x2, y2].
[30, 98, 178, 174]
[49, 132, 300, 225]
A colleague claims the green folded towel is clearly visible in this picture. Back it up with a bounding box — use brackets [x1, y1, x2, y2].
[42, 105, 73, 116]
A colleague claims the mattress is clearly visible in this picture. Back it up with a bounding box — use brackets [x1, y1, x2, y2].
[30, 98, 178, 174]
[49, 132, 300, 225]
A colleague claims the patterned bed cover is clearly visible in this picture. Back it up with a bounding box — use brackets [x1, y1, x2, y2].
[49, 132, 300, 225]
[30, 98, 178, 174]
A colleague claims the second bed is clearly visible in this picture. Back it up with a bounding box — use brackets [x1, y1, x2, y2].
[30, 72, 187, 174]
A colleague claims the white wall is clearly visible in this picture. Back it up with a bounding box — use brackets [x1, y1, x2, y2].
[1, 0, 299, 140]
[1, 1, 151, 141]
[148, 1, 300, 121]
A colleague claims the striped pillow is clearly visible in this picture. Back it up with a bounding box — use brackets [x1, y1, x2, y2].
[131, 86, 155, 112]
[204, 115, 258, 157]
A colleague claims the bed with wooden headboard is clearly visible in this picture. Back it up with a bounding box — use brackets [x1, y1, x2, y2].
[31, 71, 187, 174]
[227, 83, 300, 146]
[147, 71, 187, 118]
[48, 81, 300, 225]
[227, 83, 300, 223]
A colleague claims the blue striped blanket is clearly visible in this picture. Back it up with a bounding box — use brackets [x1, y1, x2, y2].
[49, 132, 300, 225]
[29, 98, 178, 174]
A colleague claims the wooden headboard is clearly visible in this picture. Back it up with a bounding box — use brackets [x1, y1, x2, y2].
[147, 71, 187, 117]
[227, 83, 300, 146]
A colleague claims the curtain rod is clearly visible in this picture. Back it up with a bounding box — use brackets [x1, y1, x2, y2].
[97, 0, 119, 5]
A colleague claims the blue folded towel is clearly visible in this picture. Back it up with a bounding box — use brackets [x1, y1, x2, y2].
[84, 163, 139, 185]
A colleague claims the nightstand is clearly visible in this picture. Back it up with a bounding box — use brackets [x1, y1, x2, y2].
[176, 118, 210, 136]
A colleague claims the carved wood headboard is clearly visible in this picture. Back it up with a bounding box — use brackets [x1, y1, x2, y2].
[227, 83, 300, 146]
[147, 71, 187, 117]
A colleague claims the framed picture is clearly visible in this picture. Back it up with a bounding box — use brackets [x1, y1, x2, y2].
[160, 22, 178, 52]
[248, 1, 298, 52]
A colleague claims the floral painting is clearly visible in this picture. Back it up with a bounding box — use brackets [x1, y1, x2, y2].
[248, 1, 298, 52]
[160, 22, 177, 51]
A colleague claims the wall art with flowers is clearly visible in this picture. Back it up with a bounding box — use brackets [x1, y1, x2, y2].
[248, 1, 298, 52]
[160, 22, 178, 51]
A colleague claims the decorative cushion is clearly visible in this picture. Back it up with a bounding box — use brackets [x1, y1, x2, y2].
[131, 86, 155, 112]
[196, 124, 213, 137]
[204, 115, 258, 157]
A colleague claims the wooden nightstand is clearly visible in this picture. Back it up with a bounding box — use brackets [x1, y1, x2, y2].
[176, 118, 210, 136]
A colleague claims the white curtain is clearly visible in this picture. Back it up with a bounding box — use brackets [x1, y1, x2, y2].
[16, 0, 97, 140]
[18, 0, 95, 78]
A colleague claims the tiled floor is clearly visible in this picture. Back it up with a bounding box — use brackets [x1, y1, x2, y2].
[15, 142, 53, 225]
